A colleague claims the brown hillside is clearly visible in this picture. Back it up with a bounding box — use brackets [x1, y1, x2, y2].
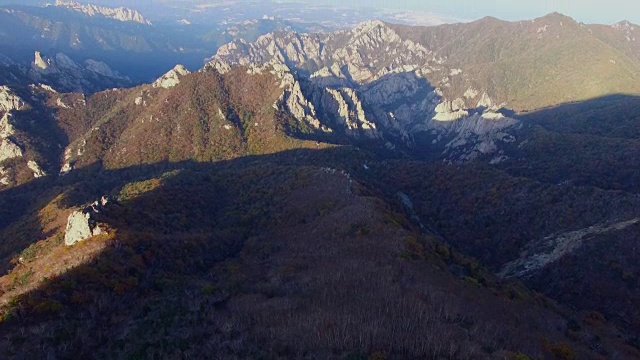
[0, 150, 637, 359]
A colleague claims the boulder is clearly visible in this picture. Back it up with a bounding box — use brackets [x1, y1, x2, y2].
[64, 197, 111, 246]
[64, 211, 93, 246]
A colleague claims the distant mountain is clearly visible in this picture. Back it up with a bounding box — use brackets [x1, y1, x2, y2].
[50, 0, 152, 25]
[210, 14, 640, 112]
[390, 13, 640, 111]
[204, 15, 640, 162]
[1, 3, 218, 82]
[0, 3, 330, 88]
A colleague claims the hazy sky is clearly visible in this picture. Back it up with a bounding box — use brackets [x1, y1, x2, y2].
[0, 0, 634, 25]
[296, 0, 636, 24]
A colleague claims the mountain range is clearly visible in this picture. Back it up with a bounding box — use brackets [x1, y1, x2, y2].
[0, 4, 640, 359]
[0, 1, 316, 90]
[51, 0, 152, 25]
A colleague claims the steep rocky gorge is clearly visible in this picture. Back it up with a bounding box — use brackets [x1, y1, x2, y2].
[206, 20, 523, 163]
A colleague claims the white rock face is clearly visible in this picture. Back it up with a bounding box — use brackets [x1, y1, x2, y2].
[477, 92, 493, 108]
[0, 112, 15, 138]
[433, 100, 469, 121]
[64, 211, 93, 246]
[205, 20, 522, 155]
[324, 87, 378, 138]
[207, 20, 433, 87]
[427, 112, 520, 162]
[60, 162, 73, 175]
[64, 198, 110, 246]
[85, 59, 117, 78]
[0, 139, 22, 162]
[432, 110, 469, 121]
[204, 21, 444, 142]
[56, 98, 70, 109]
[39, 84, 58, 93]
[0, 166, 9, 186]
[53, 0, 152, 25]
[153, 65, 191, 89]
[499, 218, 640, 278]
[27, 160, 46, 178]
[34, 51, 52, 72]
[284, 81, 323, 130]
[464, 88, 479, 99]
[30, 51, 128, 92]
[0, 86, 25, 112]
[481, 111, 505, 120]
[32, 52, 60, 75]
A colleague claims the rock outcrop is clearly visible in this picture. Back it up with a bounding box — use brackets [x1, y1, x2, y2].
[27, 160, 46, 178]
[206, 21, 521, 159]
[433, 100, 469, 121]
[33, 51, 52, 72]
[324, 87, 379, 138]
[0, 86, 25, 112]
[153, 65, 191, 89]
[0, 112, 15, 138]
[64, 196, 110, 246]
[0, 139, 22, 162]
[30, 51, 130, 93]
[64, 211, 94, 246]
[0, 166, 8, 186]
[426, 112, 521, 163]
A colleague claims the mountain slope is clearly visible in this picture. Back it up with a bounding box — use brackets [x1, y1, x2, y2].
[363, 159, 640, 334]
[390, 13, 640, 110]
[0, 149, 638, 359]
[55, 66, 320, 172]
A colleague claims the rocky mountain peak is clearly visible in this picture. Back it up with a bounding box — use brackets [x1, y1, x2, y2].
[29, 51, 129, 92]
[52, 0, 152, 25]
[204, 21, 521, 160]
[540, 12, 573, 20]
[33, 51, 52, 72]
[351, 20, 388, 35]
[0, 86, 25, 167]
[476, 16, 505, 24]
[0, 86, 25, 113]
[152, 64, 191, 89]
[613, 20, 637, 30]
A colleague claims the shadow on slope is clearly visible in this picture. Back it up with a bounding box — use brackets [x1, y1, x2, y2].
[494, 94, 640, 193]
[519, 94, 640, 140]
[0, 147, 376, 273]
[364, 158, 640, 337]
[0, 148, 638, 359]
